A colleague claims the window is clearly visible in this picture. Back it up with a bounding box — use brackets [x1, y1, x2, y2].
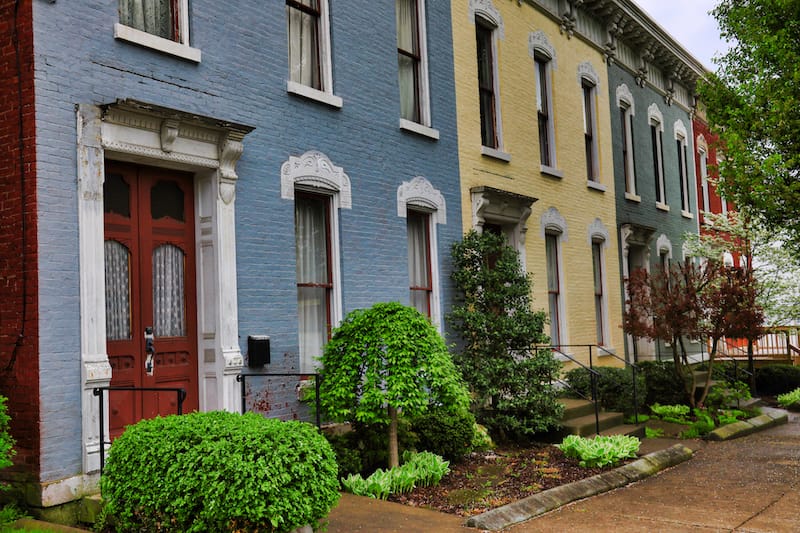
[295, 192, 333, 372]
[476, 19, 498, 149]
[592, 241, 605, 346]
[699, 148, 710, 213]
[620, 104, 637, 195]
[535, 55, 554, 167]
[119, 0, 178, 41]
[286, 0, 338, 106]
[407, 210, 433, 317]
[397, 0, 430, 126]
[545, 233, 562, 346]
[675, 123, 691, 216]
[582, 79, 598, 182]
[115, 0, 200, 61]
[650, 120, 666, 206]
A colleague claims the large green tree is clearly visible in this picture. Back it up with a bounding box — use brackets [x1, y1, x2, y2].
[698, 0, 800, 253]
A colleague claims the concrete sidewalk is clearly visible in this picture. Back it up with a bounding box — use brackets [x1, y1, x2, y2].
[326, 410, 796, 532]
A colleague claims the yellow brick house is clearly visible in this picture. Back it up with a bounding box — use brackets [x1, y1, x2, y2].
[452, 0, 624, 366]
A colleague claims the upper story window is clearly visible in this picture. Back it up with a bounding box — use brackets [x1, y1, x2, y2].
[115, 0, 200, 62]
[675, 121, 691, 217]
[699, 148, 709, 212]
[476, 18, 499, 150]
[648, 104, 666, 208]
[286, 0, 340, 107]
[397, 0, 432, 131]
[616, 84, 637, 198]
[581, 78, 598, 183]
[592, 240, 606, 346]
[535, 55, 555, 168]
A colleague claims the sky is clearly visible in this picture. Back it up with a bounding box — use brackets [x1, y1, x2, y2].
[633, 0, 730, 71]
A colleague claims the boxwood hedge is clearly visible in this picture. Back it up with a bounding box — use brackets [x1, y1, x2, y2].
[100, 411, 339, 532]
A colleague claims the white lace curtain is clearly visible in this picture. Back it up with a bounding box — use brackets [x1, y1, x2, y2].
[287, 0, 321, 89]
[296, 198, 329, 371]
[407, 212, 430, 315]
[396, 0, 419, 121]
[105, 240, 131, 341]
[119, 0, 172, 40]
[153, 244, 186, 338]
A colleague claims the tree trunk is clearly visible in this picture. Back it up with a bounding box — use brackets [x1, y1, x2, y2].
[697, 337, 718, 408]
[388, 406, 399, 468]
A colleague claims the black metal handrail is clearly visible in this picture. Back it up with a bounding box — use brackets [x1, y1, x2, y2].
[93, 386, 187, 473]
[541, 345, 602, 435]
[236, 372, 322, 430]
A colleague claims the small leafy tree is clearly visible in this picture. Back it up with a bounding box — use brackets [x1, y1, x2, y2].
[318, 302, 469, 468]
[448, 230, 563, 440]
[624, 260, 763, 407]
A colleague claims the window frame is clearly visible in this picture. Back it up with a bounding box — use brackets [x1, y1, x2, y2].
[545, 232, 564, 347]
[407, 208, 434, 319]
[699, 147, 710, 214]
[114, 0, 201, 62]
[476, 17, 500, 151]
[650, 120, 666, 209]
[396, 0, 434, 135]
[591, 239, 606, 346]
[286, 0, 341, 108]
[535, 54, 557, 171]
[677, 134, 692, 217]
[582, 78, 599, 183]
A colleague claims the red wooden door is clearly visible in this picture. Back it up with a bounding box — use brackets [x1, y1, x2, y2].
[104, 161, 199, 438]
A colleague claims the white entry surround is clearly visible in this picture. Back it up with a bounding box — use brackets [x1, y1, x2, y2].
[73, 101, 253, 501]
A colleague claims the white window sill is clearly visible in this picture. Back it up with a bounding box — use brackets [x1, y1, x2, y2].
[597, 347, 617, 357]
[625, 192, 641, 202]
[287, 81, 343, 109]
[399, 119, 439, 140]
[656, 202, 670, 212]
[681, 209, 694, 219]
[481, 146, 511, 162]
[587, 180, 606, 192]
[540, 165, 563, 179]
[114, 24, 201, 63]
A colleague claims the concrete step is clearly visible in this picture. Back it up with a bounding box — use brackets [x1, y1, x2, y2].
[730, 397, 764, 410]
[561, 411, 625, 437]
[559, 398, 597, 419]
[599, 423, 646, 439]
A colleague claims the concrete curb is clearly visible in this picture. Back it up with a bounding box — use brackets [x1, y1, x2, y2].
[465, 443, 693, 531]
[707, 406, 788, 441]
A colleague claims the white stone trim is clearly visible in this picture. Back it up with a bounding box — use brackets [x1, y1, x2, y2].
[528, 30, 557, 69]
[673, 119, 688, 141]
[468, 0, 504, 39]
[397, 176, 446, 225]
[113, 23, 201, 63]
[588, 218, 610, 248]
[286, 81, 343, 109]
[399, 118, 440, 140]
[656, 233, 673, 260]
[281, 150, 352, 208]
[616, 83, 635, 115]
[76, 101, 251, 477]
[540, 206, 568, 241]
[648, 103, 664, 129]
[577, 61, 600, 89]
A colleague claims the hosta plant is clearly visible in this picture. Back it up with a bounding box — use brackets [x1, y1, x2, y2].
[340, 451, 450, 500]
[557, 434, 640, 468]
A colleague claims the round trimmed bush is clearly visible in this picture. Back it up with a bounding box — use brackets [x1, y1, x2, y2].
[100, 411, 339, 532]
[412, 405, 476, 462]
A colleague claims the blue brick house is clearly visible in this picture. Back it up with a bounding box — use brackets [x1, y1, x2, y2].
[3, 0, 461, 513]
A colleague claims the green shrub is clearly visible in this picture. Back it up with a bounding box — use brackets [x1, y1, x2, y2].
[649, 403, 691, 423]
[777, 388, 800, 410]
[644, 427, 664, 439]
[0, 396, 15, 481]
[756, 365, 800, 395]
[340, 451, 449, 500]
[412, 405, 476, 462]
[704, 381, 751, 411]
[556, 435, 640, 468]
[638, 361, 689, 406]
[563, 366, 646, 416]
[100, 411, 339, 533]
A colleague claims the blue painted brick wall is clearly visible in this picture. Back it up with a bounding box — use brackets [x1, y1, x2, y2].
[32, 0, 462, 481]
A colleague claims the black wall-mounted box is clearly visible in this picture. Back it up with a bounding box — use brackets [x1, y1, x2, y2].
[247, 335, 270, 367]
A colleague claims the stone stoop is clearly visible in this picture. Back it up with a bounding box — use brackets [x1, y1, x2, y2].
[558, 398, 645, 439]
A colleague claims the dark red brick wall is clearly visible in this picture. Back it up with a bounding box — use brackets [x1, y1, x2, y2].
[0, 0, 40, 480]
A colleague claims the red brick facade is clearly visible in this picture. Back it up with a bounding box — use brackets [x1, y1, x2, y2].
[0, 0, 40, 479]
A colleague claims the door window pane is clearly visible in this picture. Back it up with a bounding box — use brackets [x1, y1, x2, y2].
[105, 240, 132, 340]
[407, 210, 431, 316]
[287, 0, 322, 89]
[152, 244, 186, 337]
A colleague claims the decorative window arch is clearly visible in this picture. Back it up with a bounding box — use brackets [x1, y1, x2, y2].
[588, 218, 609, 247]
[397, 176, 446, 224]
[468, 0, 504, 40]
[673, 119, 688, 141]
[696, 134, 708, 153]
[616, 83, 635, 115]
[656, 233, 673, 264]
[281, 150, 351, 207]
[577, 61, 600, 89]
[528, 30, 556, 68]
[648, 103, 664, 129]
[540, 206, 568, 240]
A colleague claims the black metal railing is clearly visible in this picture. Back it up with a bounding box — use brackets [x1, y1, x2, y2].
[236, 372, 322, 430]
[545, 346, 602, 435]
[93, 386, 187, 473]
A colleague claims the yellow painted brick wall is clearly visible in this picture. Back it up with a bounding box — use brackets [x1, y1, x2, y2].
[452, 1, 624, 366]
